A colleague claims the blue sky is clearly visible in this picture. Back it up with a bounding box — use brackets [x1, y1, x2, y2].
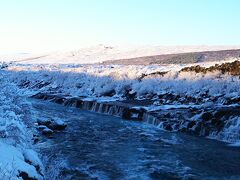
[0, 0, 240, 53]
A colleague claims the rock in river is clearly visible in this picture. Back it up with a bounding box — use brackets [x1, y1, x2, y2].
[37, 119, 67, 131]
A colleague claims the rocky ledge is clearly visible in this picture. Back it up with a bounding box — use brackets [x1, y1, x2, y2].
[31, 92, 240, 144]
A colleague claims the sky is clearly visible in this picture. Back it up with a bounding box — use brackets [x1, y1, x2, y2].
[0, 0, 240, 54]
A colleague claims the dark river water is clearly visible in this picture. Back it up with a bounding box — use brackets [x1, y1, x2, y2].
[30, 99, 240, 180]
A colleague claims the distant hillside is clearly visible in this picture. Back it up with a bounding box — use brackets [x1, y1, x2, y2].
[1, 45, 240, 64]
[102, 49, 240, 65]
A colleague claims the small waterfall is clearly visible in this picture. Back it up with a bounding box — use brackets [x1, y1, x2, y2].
[32, 93, 163, 127]
[114, 106, 119, 115]
[157, 121, 164, 129]
[91, 102, 98, 111]
[63, 98, 82, 108]
[108, 106, 114, 115]
[104, 104, 110, 114]
[118, 107, 124, 117]
[98, 103, 104, 113]
[79, 101, 126, 118]
[115, 106, 122, 117]
[82, 101, 93, 110]
[143, 113, 158, 125]
[212, 116, 240, 144]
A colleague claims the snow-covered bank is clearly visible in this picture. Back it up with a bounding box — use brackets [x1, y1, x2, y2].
[3, 60, 240, 145]
[0, 72, 44, 179]
[6, 60, 240, 101]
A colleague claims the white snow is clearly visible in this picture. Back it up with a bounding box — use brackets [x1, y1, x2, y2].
[23, 149, 44, 171]
[0, 71, 44, 179]
[0, 143, 42, 180]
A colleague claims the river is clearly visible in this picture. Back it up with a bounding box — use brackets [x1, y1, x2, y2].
[29, 99, 240, 180]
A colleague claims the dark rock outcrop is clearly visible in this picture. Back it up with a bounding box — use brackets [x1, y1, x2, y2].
[181, 60, 240, 76]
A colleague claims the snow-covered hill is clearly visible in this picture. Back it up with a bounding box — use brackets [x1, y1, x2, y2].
[1, 45, 240, 64]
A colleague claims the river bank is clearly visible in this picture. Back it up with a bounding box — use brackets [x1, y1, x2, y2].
[0, 72, 44, 179]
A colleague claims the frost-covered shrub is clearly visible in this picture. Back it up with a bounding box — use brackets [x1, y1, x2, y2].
[6, 62, 240, 100]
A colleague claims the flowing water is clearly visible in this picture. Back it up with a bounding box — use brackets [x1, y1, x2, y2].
[30, 99, 240, 180]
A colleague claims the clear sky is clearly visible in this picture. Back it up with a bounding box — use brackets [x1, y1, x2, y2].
[0, 0, 240, 53]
